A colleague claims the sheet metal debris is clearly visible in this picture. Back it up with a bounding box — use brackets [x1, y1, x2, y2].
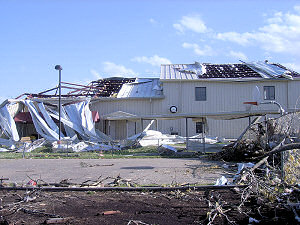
[215, 176, 228, 186]
[0, 103, 20, 141]
[157, 144, 177, 156]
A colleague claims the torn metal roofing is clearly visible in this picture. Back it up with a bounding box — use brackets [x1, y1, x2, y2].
[20, 78, 136, 99]
[117, 78, 163, 98]
[270, 63, 300, 77]
[160, 61, 300, 80]
[243, 61, 292, 79]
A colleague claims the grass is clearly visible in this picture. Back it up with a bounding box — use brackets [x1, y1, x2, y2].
[0, 146, 160, 159]
[0, 145, 200, 159]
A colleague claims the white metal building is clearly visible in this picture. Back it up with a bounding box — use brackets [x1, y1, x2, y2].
[89, 61, 300, 140]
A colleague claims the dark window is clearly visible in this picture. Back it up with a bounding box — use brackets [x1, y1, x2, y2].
[195, 87, 206, 101]
[264, 86, 275, 100]
[196, 122, 204, 133]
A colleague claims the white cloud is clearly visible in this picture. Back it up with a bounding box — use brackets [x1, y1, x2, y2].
[102, 61, 138, 77]
[182, 42, 214, 56]
[216, 32, 252, 46]
[90, 69, 102, 79]
[173, 23, 184, 33]
[266, 12, 283, 23]
[227, 50, 248, 60]
[149, 18, 157, 25]
[132, 55, 172, 66]
[216, 6, 300, 55]
[173, 15, 208, 33]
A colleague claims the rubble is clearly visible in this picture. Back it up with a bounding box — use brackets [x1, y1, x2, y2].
[17, 138, 47, 153]
[120, 123, 186, 149]
[211, 112, 300, 163]
[0, 147, 9, 152]
[215, 176, 228, 186]
[157, 144, 177, 156]
[207, 112, 300, 224]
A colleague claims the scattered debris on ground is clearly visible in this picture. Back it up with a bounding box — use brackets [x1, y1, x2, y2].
[0, 187, 298, 225]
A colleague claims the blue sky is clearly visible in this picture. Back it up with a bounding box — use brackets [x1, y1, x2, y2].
[1, 0, 300, 101]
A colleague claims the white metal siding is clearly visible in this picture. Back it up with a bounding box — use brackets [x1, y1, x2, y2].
[287, 80, 300, 110]
[160, 79, 292, 138]
[89, 79, 299, 139]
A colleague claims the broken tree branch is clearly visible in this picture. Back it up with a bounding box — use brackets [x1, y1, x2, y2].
[262, 143, 300, 157]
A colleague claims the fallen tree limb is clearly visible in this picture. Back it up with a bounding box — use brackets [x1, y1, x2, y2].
[251, 156, 269, 173]
[254, 138, 286, 160]
[261, 143, 300, 158]
[238, 140, 287, 182]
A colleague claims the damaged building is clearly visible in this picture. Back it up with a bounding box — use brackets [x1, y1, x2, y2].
[1, 60, 300, 146]
[91, 60, 300, 140]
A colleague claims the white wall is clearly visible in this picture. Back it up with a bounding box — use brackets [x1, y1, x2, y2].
[90, 79, 300, 139]
[156, 79, 296, 138]
[288, 80, 300, 110]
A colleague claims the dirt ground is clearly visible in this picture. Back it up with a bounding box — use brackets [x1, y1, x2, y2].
[0, 189, 297, 225]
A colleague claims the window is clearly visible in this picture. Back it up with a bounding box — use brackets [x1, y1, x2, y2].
[264, 86, 275, 100]
[196, 122, 204, 133]
[195, 87, 206, 101]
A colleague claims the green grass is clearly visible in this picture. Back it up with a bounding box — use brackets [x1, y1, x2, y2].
[0, 146, 162, 159]
[169, 143, 186, 147]
[0, 145, 200, 159]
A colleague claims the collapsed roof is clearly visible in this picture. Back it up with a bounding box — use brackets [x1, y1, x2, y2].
[21, 77, 163, 99]
[88, 77, 135, 97]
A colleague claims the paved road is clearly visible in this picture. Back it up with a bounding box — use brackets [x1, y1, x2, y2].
[0, 158, 231, 185]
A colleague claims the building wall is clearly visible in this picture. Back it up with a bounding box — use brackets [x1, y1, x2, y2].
[287, 80, 300, 110]
[159, 79, 298, 138]
[90, 79, 300, 139]
[90, 99, 163, 139]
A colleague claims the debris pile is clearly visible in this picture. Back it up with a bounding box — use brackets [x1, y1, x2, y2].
[120, 129, 185, 149]
[0, 98, 119, 153]
[232, 157, 300, 224]
[157, 144, 177, 156]
[211, 112, 300, 163]
[138, 130, 185, 147]
[211, 112, 300, 224]
[212, 151, 300, 224]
